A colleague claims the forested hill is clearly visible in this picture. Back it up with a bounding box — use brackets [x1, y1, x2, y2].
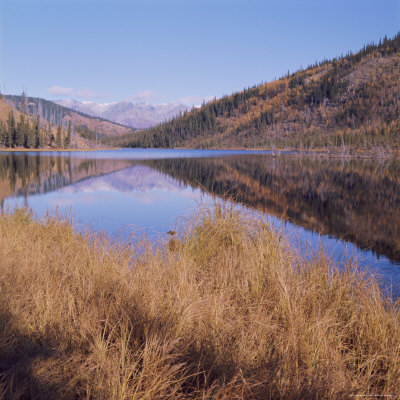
[108, 34, 400, 150]
[4, 95, 133, 140]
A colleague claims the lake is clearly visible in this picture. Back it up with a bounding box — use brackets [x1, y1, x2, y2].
[1, 149, 400, 292]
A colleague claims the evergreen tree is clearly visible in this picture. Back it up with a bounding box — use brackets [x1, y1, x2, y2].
[16, 114, 26, 147]
[56, 124, 63, 148]
[24, 121, 30, 148]
[64, 121, 72, 148]
[26, 121, 34, 148]
[7, 110, 16, 148]
[49, 133, 55, 147]
[47, 123, 51, 146]
[20, 91, 28, 114]
[0, 122, 4, 146]
[34, 116, 41, 148]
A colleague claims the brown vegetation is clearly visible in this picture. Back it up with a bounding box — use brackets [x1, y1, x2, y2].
[0, 203, 400, 399]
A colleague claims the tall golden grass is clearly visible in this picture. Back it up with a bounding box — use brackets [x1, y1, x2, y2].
[0, 203, 399, 399]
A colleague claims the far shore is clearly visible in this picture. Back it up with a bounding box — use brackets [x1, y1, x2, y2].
[0, 147, 118, 152]
[0, 146, 399, 159]
[178, 146, 400, 159]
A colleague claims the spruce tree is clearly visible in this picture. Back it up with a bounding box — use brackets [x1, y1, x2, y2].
[47, 123, 51, 146]
[7, 110, 15, 147]
[49, 133, 55, 147]
[24, 121, 30, 148]
[64, 121, 72, 148]
[34, 116, 41, 148]
[20, 91, 28, 114]
[26, 121, 35, 148]
[56, 124, 63, 148]
[0, 122, 4, 146]
[16, 114, 25, 147]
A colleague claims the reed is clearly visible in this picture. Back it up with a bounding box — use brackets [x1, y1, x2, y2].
[0, 203, 399, 399]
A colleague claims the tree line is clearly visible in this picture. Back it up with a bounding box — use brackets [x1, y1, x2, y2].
[0, 109, 72, 149]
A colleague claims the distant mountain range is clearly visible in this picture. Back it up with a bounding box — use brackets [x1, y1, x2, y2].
[55, 99, 188, 129]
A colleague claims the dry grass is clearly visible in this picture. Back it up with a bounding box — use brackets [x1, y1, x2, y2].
[0, 203, 399, 399]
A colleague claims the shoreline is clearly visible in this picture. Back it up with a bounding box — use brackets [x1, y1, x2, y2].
[0, 147, 119, 152]
[1, 146, 399, 159]
[173, 146, 400, 159]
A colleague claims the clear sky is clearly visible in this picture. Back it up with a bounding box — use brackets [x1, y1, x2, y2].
[0, 0, 399, 105]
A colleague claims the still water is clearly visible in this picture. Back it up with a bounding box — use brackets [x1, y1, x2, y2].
[1, 149, 399, 291]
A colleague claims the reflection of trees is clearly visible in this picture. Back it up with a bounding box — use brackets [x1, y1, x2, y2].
[0, 154, 135, 202]
[1, 152, 399, 264]
[143, 155, 400, 263]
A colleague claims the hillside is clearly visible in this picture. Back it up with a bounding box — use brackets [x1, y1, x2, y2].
[0, 97, 46, 148]
[108, 34, 400, 151]
[0, 97, 90, 149]
[0, 97, 22, 125]
[4, 95, 133, 141]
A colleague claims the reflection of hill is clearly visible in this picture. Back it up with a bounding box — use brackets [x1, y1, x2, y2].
[143, 156, 400, 263]
[0, 154, 135, 204]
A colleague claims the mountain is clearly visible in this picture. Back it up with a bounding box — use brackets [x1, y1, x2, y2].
[55, 99, 188, 129]
[108, 34, 400, 151]
[4, 95, 133, 139]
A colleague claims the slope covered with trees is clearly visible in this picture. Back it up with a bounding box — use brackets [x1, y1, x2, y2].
[3, 94, 134, 145]
[0, 97, 51, 149]
[0, 94, 81, 149]
[108, 34, 400, 151]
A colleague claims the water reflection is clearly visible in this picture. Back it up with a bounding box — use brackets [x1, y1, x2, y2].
[1, 150, 399, 281]
[0, 153, 134, 205]
[141, 155, 400, 263]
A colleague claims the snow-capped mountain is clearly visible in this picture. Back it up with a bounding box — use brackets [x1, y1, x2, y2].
[55, 99, 188, 129]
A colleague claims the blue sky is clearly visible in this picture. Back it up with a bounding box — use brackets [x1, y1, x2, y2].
[1, 0, 399, 105]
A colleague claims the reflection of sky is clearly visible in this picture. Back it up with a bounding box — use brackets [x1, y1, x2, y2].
[12, 148, 279, 160]
[4, 153, 400, 295]
[5, 165, 208, 240]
